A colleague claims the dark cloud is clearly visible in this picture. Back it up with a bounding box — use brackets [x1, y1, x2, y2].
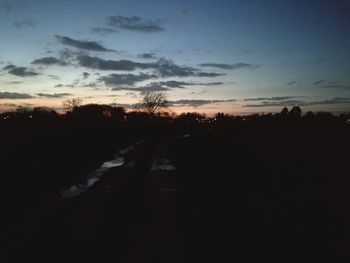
[199, 63, 259, 70]
[55, 35, 113, 52]
[168, 99, 236, 107]
[110, 80, 222, 92]
[82, 72, 90, 79]
[83, 82, 98, 88]
[196, 72, 225, 77]
[243, 97, 350, 107]
[287, 81, 296, 86]
[111, 84, 169, 93]
[243, 100, 305, 107]
[106, 15, 165, 32]
[156, 58, 197, 77]
[31, 56, 67, 66]
[90, 27, 117, 36]
[54, 84, 64, 88]
[0, 92, 34, 99]
[314, 80, 326, 85]
[77, 55, 224, 78]
[77, 55, 155, 71]
[14, 19, 36, 29]
[138, 53, 157, 59]
[59, 48, 85, 61]
[244, 96, 299, 101]
[3, 65, 39, 77]
[36, 93, 72, 98]
[99, 73, 157, 86]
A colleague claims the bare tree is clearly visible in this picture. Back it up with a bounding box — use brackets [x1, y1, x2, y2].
[141, 91, 168, 116]
[63, 97, 83, 112]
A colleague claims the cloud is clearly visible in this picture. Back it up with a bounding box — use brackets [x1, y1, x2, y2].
[156, 58, 223, 78]
[199, 62, 259, 70]
[59, 48, 85, 61]
[82, 72, 90, 79]
[77, 55, 224, 78]
[168, 99, 236, 107]
[14, 19, 36, 29]
[314, 80, 326, 85]
[0, 92, 34, 99]
[287, 81, 296, 86]
[90, 27, 117, 36]
[318, 84, 350, 90]
[106, 15, 165, 32]
[138, 53, 157, 59]
[55, 35, 113, 52]
[77, 55, 155, 71]
[196, 72, 224, 77]
[3, 65, 39, 77]
[31, 56, 67, 66]
[36, 93, 72, 98]
[49, 74, 60, 80]
[99, 73, 157, 86]
[111, 84, 169, 93]
[243, 100, 305, 107]
[110, 80, 222, 92]
[244, 96, 299, 101]
[54, 84, 64, 88]
[243, 97, 350, 107]
[10, 81, 23, 85]
[0, 103, 17, 107]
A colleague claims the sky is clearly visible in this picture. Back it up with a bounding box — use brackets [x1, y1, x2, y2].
[0, 0, 350, 115]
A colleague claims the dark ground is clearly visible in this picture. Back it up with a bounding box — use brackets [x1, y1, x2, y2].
[1, 115, 350, 262]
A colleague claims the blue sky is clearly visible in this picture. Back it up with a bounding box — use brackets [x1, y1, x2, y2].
[1, 0, 350, 114]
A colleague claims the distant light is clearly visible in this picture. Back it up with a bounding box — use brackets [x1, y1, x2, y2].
[29, 115, 33, 118]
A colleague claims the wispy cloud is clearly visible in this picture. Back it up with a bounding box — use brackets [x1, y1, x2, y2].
[287, 81, 297, 86]
[14, 18, 36, 29]
[168, 99, 236, 107]
[0, 92, 34, 99]
[243, 97, 350, 107]
[56, 35, 113, 52]
[31, 56, 67, 66]
[314, 79, 326, 85]
[99, 73, 157, 86]
[82, 72, 90, 79]
[110, 80, 222, 92]
[77, 55, 155, 71]
[36, 93, 72, 98]
[199, 62, 259, 70]
[138, 53, 157, 59]
[244, 96, 300, 101]
[106, 15, 165, 32]
[90, 27, 117, 36]
[3, 65, 39, 77]
[77, 55, 224, 78]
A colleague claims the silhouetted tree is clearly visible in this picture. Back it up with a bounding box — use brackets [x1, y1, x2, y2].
[63, 97, 83, 112]
[289, 106, 302, 117]
[141, 91, 167, 116]
[281, 107, 289, 116]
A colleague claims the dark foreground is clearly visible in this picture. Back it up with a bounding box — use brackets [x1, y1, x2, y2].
[1, 115, 350, 262]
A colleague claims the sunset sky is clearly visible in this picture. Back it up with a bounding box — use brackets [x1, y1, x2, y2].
[1, 0, 350, 115]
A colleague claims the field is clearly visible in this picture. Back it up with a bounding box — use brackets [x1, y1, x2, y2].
[1, 111, 350, 261]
